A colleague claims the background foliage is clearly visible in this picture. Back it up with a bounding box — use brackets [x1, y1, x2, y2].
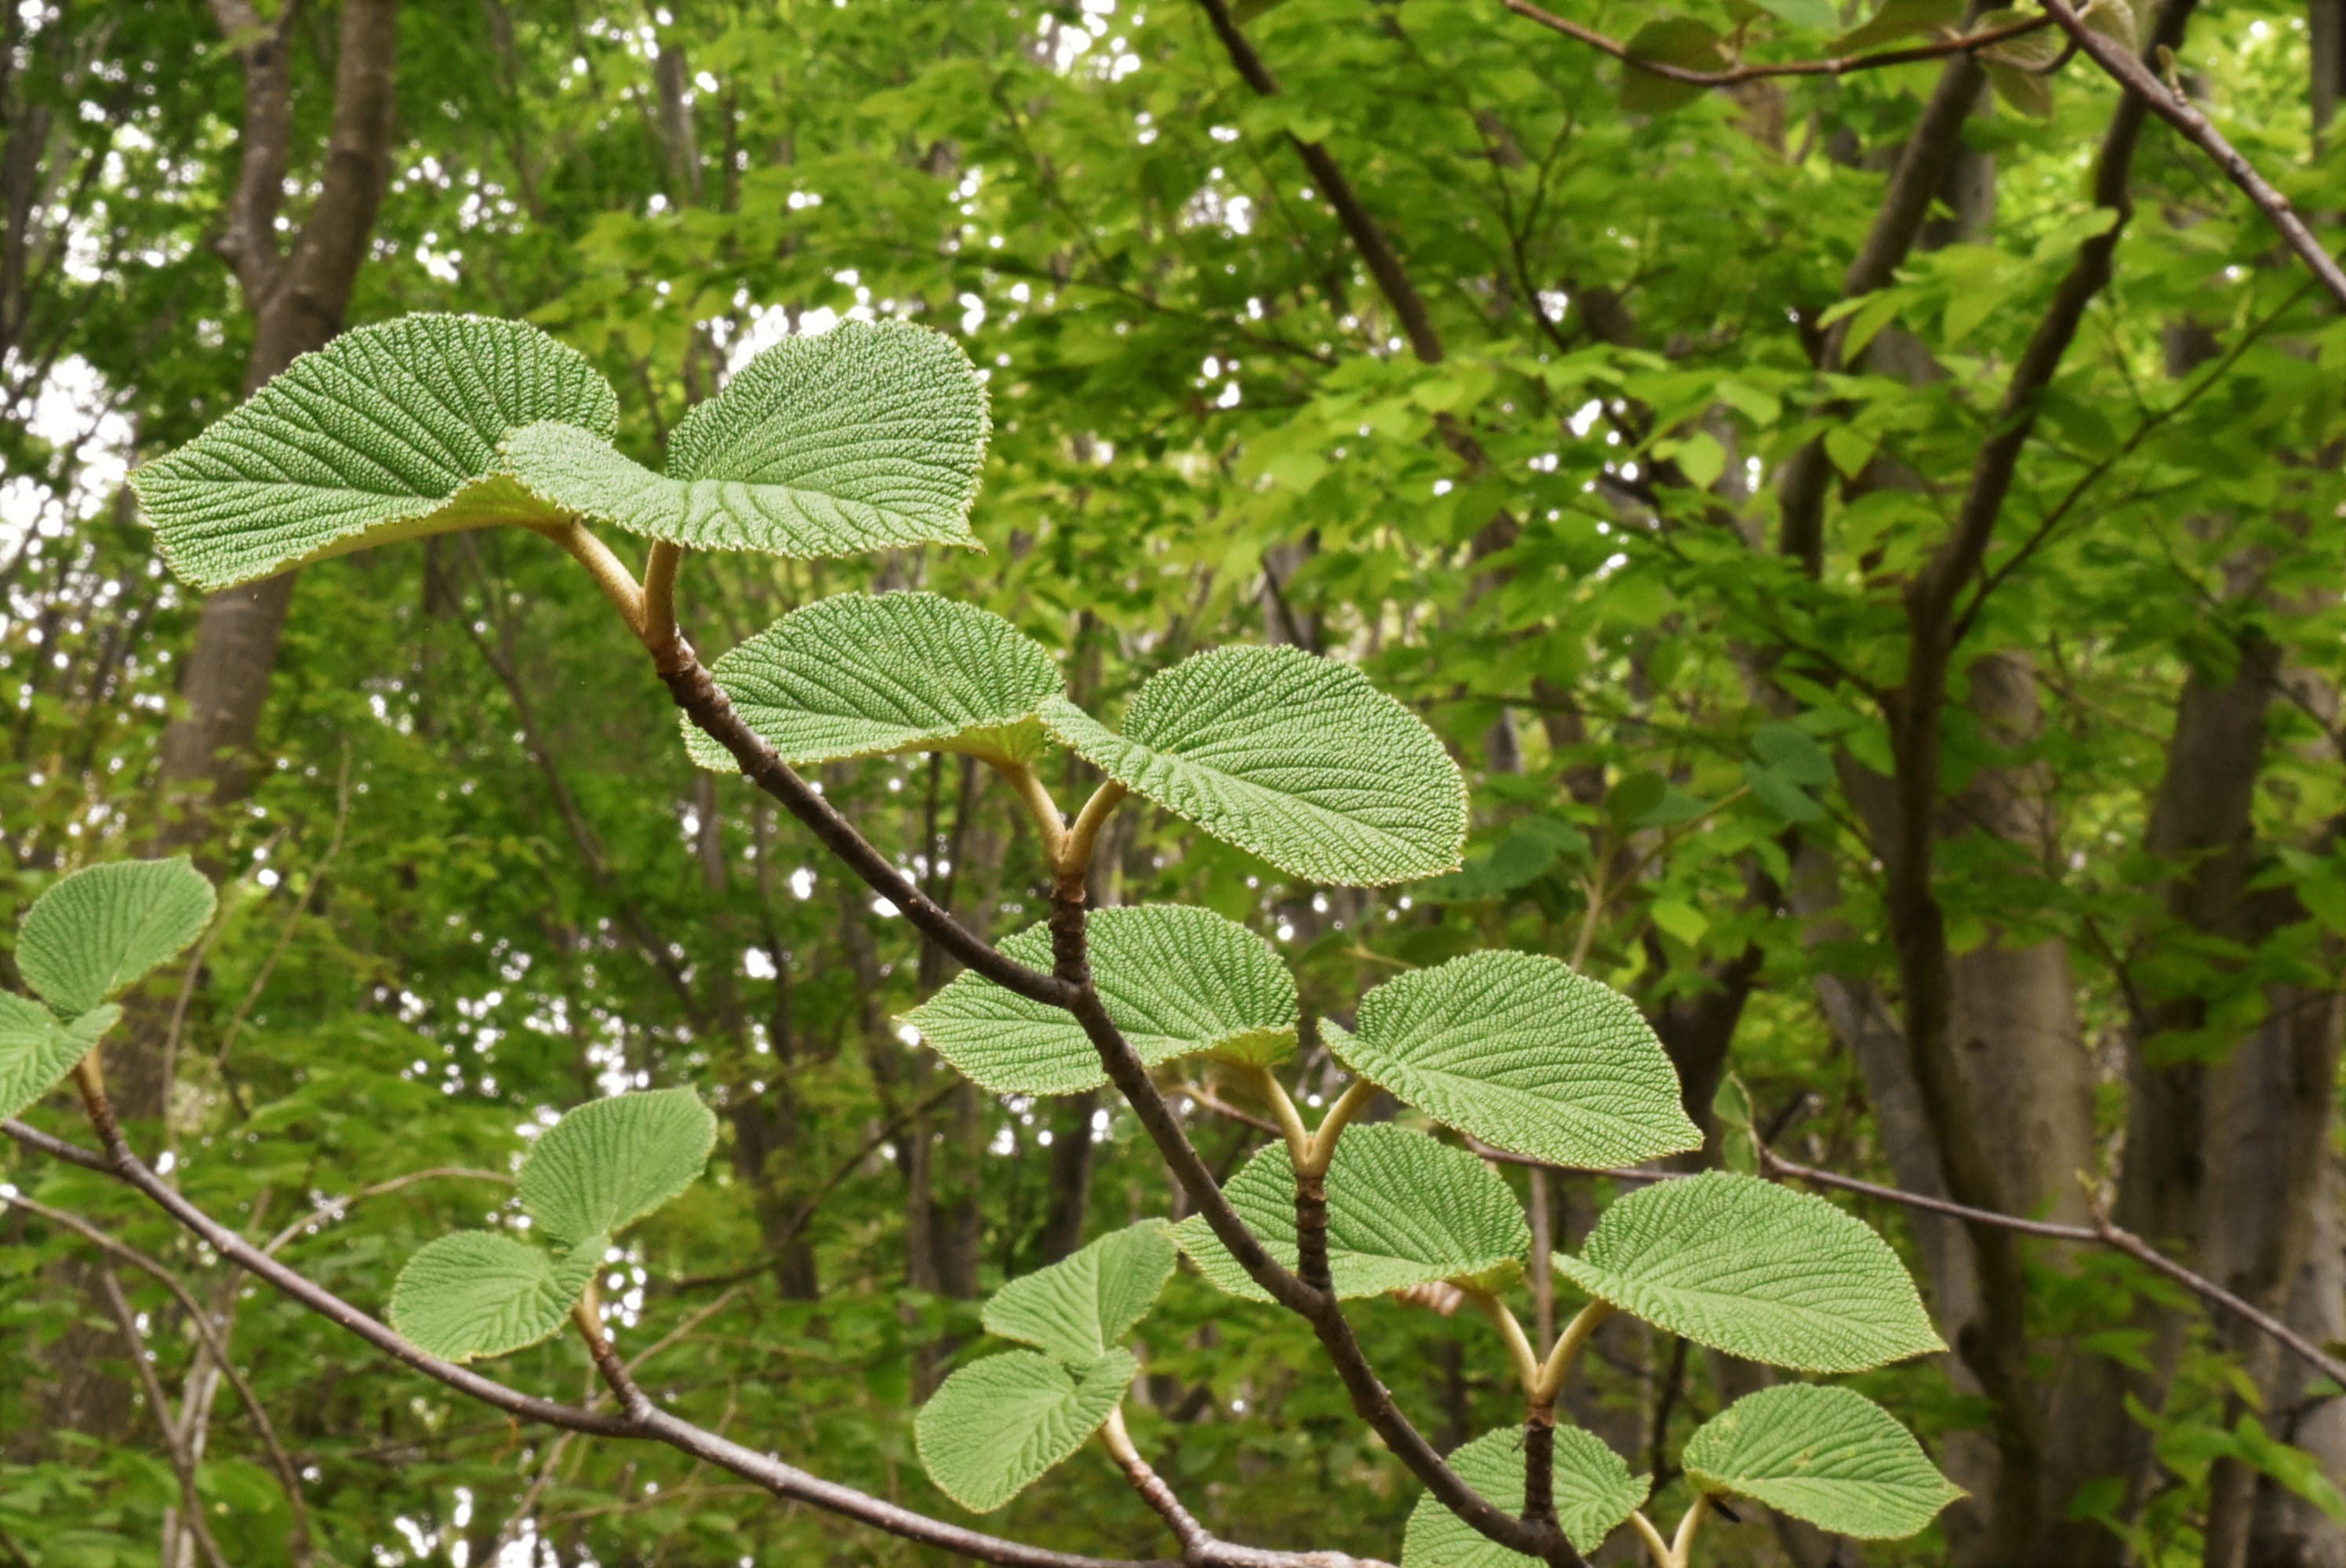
[3, 0, 2344, 1564]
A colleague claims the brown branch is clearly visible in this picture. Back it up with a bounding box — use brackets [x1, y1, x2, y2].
[651, 636, 1071, 1007]
[1501, 1, 2054, 87]
[1193, 0, 1446, 365]
[2043, 0, 2346, 310]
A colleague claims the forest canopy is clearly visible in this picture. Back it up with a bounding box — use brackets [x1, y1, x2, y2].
[2, 1, 2344, 1566]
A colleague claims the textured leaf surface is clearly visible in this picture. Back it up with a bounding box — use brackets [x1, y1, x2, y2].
[0, 996, 116, 1121]
[903, 905, 1297, 1094]
[914, 1348, 1135, 1512]
[1174, 1124, 1527, 1301]
[1683, 1384, 1963, 1539]
[1040, 645, 1465, 886]
[1402, 1425, 1650, 1562]
[1326, 951, 1700, 1168]
[389, 1231, 603, 1364]
[684, 592, 1059, 771]
[984, 1221, 1177, 1364]
[503, 320, 986, 557]
[518, 1088, 717, 1247]
[1554, 1172, 1942, 1372]
[130, 314, 616, 590]
[17, 858, 216, 1018]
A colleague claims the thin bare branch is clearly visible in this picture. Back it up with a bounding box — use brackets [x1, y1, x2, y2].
[1500, 1, 2055, 87]
[96, 1263, 233, 1568]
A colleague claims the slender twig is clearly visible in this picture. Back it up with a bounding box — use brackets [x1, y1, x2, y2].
[653, 638, 1072, 1007]
[1456, 1283, 1542, 1401]
[1531, 1300, 1614, 1410]
[2040, 0, 2346, 310]
[529, 519, 647, 635]
[1501, 1, 2054, 86]
[1000, 759, 1072, 870]
[1757, 1148, 2346, 1388]
[641, 540, 684, 649]
[260, 1165, 514, 1258]
[5, 1194, 314, 1565]
[1245, 1065, 1316, 1168]
[1063, 779, 1131, 887]
[1101, 1408, 1211, 1552]
[96, 1264, 233, 1568]
[1302, 1078, 1378, 1177]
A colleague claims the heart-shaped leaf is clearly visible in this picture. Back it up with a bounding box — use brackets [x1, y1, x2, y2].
[1041, 645, 1465, 887]
[518, 1087, 717, 1249]
[1683, 1383, 1964, 1538]
[1402, 1424, 1650, 1562]
[389, 1231, 605, 1364]
[503, 319, 988, 559]
[1554, 1172, 1944, 1372]
[983, 1221, 1178, 1365]
[130, 314, 617, 590]
[1174, 1124, 1527, 1302]
[915, 1348, 1135, 1512]
[0, 996, 118, 1121]
[903, 904, 1298, 1095]
[684, 592, 1060, 771]
[1325, 951, 1701, 1169]
[16, 858, 216, 1018]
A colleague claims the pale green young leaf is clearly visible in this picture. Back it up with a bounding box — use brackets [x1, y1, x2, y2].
[518, 1087, 717, 1248]
[1040, 646, 1465, 887]
[1173, 1124, 1527, 1302]
[17, 858, 216, 1018]
[1683, 1384, 1964, 1538]
[1324, 951, 1700, 1169]
[502, 320, 987, 559]
[683, 592, 1059, 771]
[914, 1348, 1135, 1512]
[1553, 1172, 1943, 1372]
[984, 1221, 1177, 1365]
[902, 905, 1298, 1095]
[388, 1231, 604, 1364]
[129, 314, 618, 590]
[1402, 1425, 1650, 1563]
[0, 996, 117, 1121]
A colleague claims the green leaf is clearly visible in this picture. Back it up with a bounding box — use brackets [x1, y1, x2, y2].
[1746, 763, 1826, 823]
[1040, 646, 1465, 887]
[1554, 1172, 1944, 1372]
[517, 1087, 717, 1248]
[16, 858, 216, 1018]
[1682, 1384, 1964, 1538]
[1983, 60, 2053, 118]
[683, 592, 1061, 771]
[0, 995, 117, 1121]
[1748, 0, 1839, 30]
[388, 1231, 603, 1364]
[902, 904, 1298, 1095]
[1619, 20, 1727, 115]
[1750, 723, 1833, 787]
[1324, 952, 1701, 1169]
[129, 314, 617, 590]
[1402, 1425, 1650, 1562]
[983, 1221, 1178, 1364]
[1173, 1124, 1527, 1301]
[503, 319, 988, 559]
[914, 1348, 1135, 1512]
[1832, 0, 1961, 51]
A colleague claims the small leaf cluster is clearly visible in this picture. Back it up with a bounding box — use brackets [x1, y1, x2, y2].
[390, 1088, 717, 1363]
[1, 858, 213, 1121]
